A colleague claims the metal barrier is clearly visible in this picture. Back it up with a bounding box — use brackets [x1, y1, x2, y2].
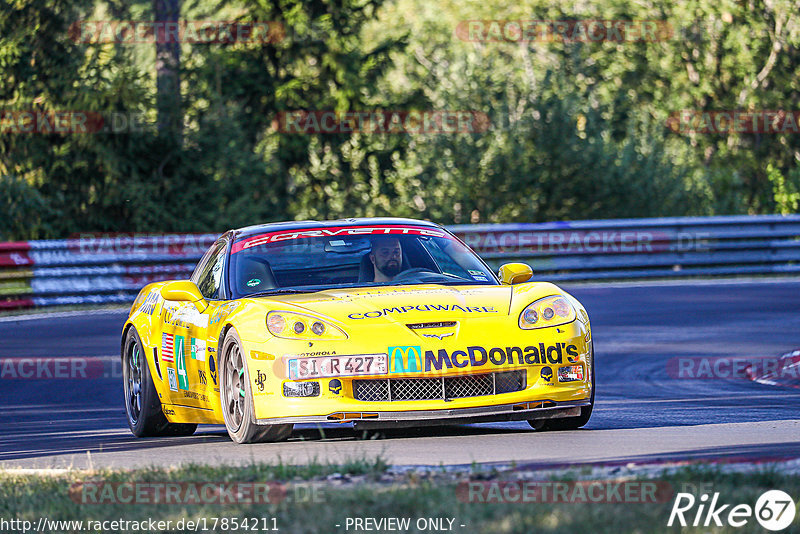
[451, 215, 800, 280]
[1, 215, 798, 310]
[0, 234, 217, 310]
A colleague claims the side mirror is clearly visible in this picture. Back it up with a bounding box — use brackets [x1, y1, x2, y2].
[161, 280, 207, 308]
[498, 263, 533, 285]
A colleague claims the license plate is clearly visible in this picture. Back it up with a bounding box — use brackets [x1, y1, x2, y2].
[287, 354, 387, 380]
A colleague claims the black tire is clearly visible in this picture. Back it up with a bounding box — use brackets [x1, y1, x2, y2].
[220, 328, 292, 444]
[528, 340, 595, 431]
[122, 327, 197, 437]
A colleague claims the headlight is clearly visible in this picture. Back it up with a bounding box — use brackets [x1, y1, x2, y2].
[519, 295, 576, 329]
[266, 311, 347, 340]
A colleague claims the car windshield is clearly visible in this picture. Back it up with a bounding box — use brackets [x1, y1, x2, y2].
[228, 225, 498, 297]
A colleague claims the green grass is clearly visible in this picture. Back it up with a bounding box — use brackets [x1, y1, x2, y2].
[1, 461, 798, 533]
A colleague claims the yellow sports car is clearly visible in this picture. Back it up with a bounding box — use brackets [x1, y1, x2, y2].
[122, 218, 594, 443]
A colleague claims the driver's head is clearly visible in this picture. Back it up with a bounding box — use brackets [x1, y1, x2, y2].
[370, 236, 402, 279]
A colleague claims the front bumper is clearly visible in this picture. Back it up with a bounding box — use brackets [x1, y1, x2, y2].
[242, 316, 593, 425]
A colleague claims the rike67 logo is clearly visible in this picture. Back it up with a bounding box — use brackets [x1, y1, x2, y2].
[668, 489, 796, 531]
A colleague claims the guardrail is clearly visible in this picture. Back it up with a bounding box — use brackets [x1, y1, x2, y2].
[1, 215, 798, 310]
[452, 215, 800, 280]
[0, 234, 217, 310]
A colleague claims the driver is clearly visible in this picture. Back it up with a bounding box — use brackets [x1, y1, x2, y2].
[369, 236, 403, 282]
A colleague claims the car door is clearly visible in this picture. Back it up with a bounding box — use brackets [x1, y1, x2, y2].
[161, 238, 227, 409]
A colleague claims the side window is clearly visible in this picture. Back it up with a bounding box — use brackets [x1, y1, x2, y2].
[421, 239, 469, 278]
[193, 240, 227, 300]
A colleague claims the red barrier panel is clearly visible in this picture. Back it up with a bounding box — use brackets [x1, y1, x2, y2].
[0, 298, 35, 310]
[0, 242, 30, 251]
[0, 251, 32, 267]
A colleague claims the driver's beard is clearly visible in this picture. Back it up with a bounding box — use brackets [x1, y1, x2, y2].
[379, 261, 401, 278]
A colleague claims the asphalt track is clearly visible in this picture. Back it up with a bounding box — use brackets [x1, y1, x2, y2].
[1, 279, 799, 470]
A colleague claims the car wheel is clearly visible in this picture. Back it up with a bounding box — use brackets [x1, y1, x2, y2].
[123, 327, 197, 437]
[528, 340, 595, 431]
[220, 328, 292, 444]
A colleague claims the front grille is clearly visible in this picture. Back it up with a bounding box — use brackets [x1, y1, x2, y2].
[352, 371, 526, 402]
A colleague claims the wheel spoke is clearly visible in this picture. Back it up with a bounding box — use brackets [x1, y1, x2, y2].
[222, 340, 249, 432]
[125, 340, 144, 425]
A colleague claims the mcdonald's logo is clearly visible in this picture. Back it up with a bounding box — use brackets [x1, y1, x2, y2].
[388, 346, 423, 373]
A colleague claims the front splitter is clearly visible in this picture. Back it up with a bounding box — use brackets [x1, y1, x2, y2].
[255, 399, 589, 427]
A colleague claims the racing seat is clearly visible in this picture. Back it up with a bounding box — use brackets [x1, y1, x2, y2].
[357, 254, 375, 282]
[237, 257, 278, 294]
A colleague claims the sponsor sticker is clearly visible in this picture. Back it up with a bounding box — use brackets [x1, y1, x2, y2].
[389, 346, 423, 374]
[540, 366, 553, 382]
[468, 269, 489, 282]
[233, 226, 447, 253]
[210, 302, 238, 325]
[208, 354, 218, 385]
[175, 336, 189, 391]
[138, 290, 159, 315]
[161, 333, 175, 363]
[190, 338, 206, 362]
[421, 344, 579, 372]
[167, 368, 178, 392]
[254, 370, 267, 392]
[329, 379, 342, 394]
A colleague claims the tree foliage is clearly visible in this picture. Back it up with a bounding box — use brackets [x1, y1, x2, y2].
[0, 0, 798, 239]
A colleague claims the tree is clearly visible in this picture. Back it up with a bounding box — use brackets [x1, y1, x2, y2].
[153, 0, 181, 144]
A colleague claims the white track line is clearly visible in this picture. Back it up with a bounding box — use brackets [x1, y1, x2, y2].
[0, 307, 129, 323]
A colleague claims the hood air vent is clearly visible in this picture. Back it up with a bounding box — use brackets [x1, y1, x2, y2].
[406, 321, 457, 330]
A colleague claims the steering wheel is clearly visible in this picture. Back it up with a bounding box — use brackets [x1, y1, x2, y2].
[391, 267, 436, 281]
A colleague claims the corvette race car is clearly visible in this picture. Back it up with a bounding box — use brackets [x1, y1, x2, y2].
[122, 218, 594, 443]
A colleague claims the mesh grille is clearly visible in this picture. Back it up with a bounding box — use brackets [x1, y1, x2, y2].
[391, 378, 442, 401]
[444, 373, 494, 398]
[352, 379, 389, 402]
[352, 371, 526, 401]
[495, 371, 526, 394]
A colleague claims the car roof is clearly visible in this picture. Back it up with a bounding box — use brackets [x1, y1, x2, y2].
[231, 217, 444, 241]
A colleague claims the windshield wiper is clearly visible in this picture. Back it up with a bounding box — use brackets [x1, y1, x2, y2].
[247, 288, 319, 297]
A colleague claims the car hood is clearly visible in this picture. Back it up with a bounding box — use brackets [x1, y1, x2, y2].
[251, 284, 515, 324]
